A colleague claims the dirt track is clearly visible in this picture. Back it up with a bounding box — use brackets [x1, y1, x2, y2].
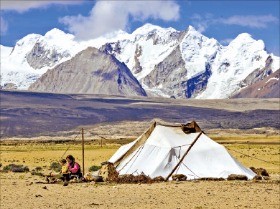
[1, 173, 279, 209]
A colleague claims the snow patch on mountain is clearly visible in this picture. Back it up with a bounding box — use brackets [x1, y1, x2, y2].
[180, 26, 220, 80]
[271, 54, 280, 71]
[104, 23, 180, 81]
[196, 33, 272, 98]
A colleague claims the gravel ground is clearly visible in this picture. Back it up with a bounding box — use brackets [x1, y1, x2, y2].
[1, 173, 279, 209]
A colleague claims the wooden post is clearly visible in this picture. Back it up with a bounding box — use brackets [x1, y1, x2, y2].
[247, 141, 249, 162]
[165, 132, 202, 181]
[82, 128, 85, 176]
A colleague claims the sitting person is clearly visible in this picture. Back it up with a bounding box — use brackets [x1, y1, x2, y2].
[47, 159, 69, 184]
[60, 159, 68, 174]
[65, 155, 83, 181]
[60, 159, 69, 181]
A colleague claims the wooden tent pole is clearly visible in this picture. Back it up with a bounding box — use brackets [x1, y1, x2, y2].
[82, 128, 85, 176]
[165, 132, 203, 181]
[113, 121, 157, 167]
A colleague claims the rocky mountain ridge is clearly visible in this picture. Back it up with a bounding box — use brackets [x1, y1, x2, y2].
[1, 24, 279, 98]
[29, 47, 147, 97]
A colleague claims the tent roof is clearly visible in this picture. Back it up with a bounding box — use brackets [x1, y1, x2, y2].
[145, 125, 200, 148]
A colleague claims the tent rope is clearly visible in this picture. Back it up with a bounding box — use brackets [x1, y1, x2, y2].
[173, 152, 201, 178]
[60, 129, 82, 159]
[180, 161, 201, 178]
[227, 147, 280, 166]
[173, 144, 192, 149]
[117, 145, 145, 172]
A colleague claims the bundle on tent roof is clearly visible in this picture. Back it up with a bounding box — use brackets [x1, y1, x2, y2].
[181, 121, 202, 134]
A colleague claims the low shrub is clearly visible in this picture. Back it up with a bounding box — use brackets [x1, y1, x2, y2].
[50, 162, 61, 172]
[34, 166, 43, 172]
[88, 165, 101, 172]
[3, 164, 29, 172]
[31, 170, 44, 176]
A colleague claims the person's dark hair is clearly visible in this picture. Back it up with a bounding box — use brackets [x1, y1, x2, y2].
[66, 155, 75, 162]
[60, 159, 67, 164]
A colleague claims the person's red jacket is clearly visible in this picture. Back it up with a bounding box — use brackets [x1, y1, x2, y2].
[68, 162, 80, 174]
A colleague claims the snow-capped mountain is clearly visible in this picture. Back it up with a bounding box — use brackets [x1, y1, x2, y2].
[196, 33, 279, 98]
[100, 24, 279, 98]
[102, 24, 181, 80]
[232, 69, 279, 98]
[0, 29, 82, 89]
[1, 24, 279, 98]
[0, 28, 130, 90]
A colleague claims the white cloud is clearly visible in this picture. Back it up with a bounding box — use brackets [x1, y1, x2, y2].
[220, 15, 279, 28]
[191, 14, 279, 32]
[0, 17, 8, 35]
[59, 0, 180, 40]
[220, 38, 233, 45]
[190, 13, 213, 33]
[1, 1, 83, 13]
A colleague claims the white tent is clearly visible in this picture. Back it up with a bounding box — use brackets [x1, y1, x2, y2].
[109, 121, 256, 180]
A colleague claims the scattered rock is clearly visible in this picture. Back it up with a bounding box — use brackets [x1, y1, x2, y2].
[153, 176, 165, 182]
[250, 167, 269, 177]
[35, 194, 42, 198]
[99, 162, 119, 182]
[42, 186, 48, 190]
[172, 174, 187, 181]
[115, 174, 153, 184]
[253, 175, 262, 181]
[198, 177, 225, 181]
[26, 182, 33, 186]
[89, 202, 102, 206]
[227, 174, 248, 181]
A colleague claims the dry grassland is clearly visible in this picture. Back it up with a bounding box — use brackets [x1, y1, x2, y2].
[1, 134, 279, 209]
[1, 134, 279, 173]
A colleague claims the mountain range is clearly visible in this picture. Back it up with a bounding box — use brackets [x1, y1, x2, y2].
[1, 24, 279, 98]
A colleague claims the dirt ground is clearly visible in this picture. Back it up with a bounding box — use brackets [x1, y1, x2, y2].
[0, 172, 279, 209]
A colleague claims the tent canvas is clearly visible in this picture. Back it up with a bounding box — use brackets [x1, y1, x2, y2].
[108, 121, 256, 180]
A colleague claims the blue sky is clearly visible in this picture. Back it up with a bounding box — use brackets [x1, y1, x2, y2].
[1, 0, 279, 55]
